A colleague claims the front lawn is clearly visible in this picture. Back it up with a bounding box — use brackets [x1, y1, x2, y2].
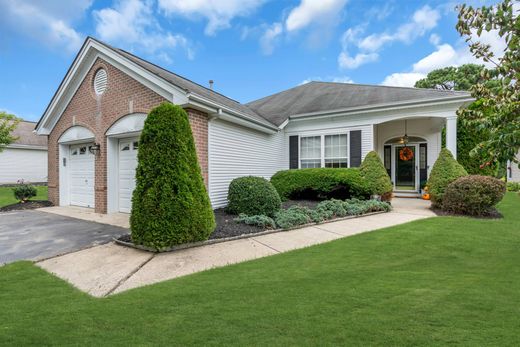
[0, 185, 48, 208]
[1, 193, 519, 345]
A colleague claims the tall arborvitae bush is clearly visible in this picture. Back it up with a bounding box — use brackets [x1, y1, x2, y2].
[130, 103, 215, 249]
[427, 148, 468, 208]
[360, 151, 393, 200]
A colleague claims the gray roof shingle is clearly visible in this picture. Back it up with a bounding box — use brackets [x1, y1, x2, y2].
[11, 121, 47, 147]
[246, 81, 471, 126]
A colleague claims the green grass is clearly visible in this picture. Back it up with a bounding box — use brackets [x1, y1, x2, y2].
[0, 185, 48, 208]
[1, 194, 519, 345]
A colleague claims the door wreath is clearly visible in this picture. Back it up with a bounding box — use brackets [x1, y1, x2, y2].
[399, 147, 414, 161]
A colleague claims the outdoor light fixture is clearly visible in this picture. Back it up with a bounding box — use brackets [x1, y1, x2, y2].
[89, 143, 101, 155]
[400, 120, 409, 145]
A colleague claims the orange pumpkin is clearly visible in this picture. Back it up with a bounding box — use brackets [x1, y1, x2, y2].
[422, 193, 430, 200]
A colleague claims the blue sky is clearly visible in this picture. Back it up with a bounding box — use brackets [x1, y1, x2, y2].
[0, 0, 502, 122]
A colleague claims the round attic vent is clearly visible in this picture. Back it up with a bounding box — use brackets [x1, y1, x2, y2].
[93, 69, 107, 95]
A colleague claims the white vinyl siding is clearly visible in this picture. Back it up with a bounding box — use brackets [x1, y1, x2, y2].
[0, 148, 47, 184]
[208, 118, 286, 208]
[508, 152, 520, 182]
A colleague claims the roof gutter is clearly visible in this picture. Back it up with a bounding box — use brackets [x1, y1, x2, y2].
[186, 93, 279, 133]
[288, 95, 475, 121]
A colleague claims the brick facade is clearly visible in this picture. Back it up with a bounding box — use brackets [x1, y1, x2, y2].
[48, 58, 209, 213]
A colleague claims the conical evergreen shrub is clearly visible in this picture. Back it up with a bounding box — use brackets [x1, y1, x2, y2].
[130, 103, 215, 249]
[427, 148, 468, 208]
[360, 151, 393, 200]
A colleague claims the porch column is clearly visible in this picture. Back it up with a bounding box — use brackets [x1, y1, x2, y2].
[446, 116, 457, 159]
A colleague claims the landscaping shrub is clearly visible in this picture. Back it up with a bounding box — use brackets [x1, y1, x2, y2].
[227, 176, 281, 217]
[13, 183, 37, 202]
[427, 148, 468, 208]
[130, 103, 215, 249]
[274, 206, 313, 229]
[442, 175, 506, 216]
[507, 182, 520, 192]
[360, 151, 393, 200]
[234, 214, 277, 229]
[270, 168, 369, 201]
[315, 199, 348, 218]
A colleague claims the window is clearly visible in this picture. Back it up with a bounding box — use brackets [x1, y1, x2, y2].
[133, 141, 139, 150]
[300, 134, 349, 168]
[300, 136, 321, 168]
[71, 148, 78, 156]
[79, 146, 87, 155]
[324, 134, 347, 168]
[121, 144, 130, 151]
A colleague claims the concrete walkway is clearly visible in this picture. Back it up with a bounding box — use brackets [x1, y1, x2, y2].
[37, 199, 435, 297]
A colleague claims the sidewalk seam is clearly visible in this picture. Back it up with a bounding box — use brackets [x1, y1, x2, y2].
[249, 238, 281, 253]
[312, 226, 346, 236]
[104, 253, 156, 296]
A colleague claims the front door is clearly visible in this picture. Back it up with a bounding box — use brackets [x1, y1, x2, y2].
[394, 145, 418, 191]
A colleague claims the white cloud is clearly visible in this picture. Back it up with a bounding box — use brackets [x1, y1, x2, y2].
[429, 33, 441, 45]
[0, 0, 91, 53]
[338, 5, 440, 70]
[285, 0, 348, 32]
[158, 0, 265, 35]
[260, 22, 283, 55]
[300, 75, 354, 85]
[94, 0, 193, 61]
[338, 51, 378, 69]
[381, 29, 508, 87]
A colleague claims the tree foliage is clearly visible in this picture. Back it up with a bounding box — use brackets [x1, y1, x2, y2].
[415, 65, 497, 175]
[130, 103, 215, 249]
[0, 111, 20, 153]
[456, 0, 520, 171]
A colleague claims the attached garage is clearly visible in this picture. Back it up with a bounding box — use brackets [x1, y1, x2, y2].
[68, 143, 95, 208]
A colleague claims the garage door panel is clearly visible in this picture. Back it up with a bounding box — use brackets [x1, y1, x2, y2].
[118, 138, 139, 213]
[69, 143, 95, 208]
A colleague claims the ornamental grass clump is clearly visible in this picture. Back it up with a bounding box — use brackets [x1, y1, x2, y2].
[427, 148, 468, 208]
[130, 103, 215, 249]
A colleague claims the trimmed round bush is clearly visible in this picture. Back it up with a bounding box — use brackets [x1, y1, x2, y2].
[360, 151, 393, 199]
[427, 148, 468, 208]
[270, 168, 369, 201]
[130, 103, 215, 249]
[227, 176, 281, 217]
[13, 184, 37, 202]
[442, 175, 506, 216]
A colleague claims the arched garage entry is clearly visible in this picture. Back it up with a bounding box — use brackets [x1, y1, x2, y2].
[106, 113, 146, 213]
[58, 126, 96, 208]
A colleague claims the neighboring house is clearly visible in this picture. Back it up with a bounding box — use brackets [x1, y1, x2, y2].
[507, 154, 520, 182]
[0, 120, 47, 184]
[35, 37, 473, 214]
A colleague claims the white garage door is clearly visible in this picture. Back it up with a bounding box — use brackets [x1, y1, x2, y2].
[69, 144, 95, 208]
[118, 138, 139, 213]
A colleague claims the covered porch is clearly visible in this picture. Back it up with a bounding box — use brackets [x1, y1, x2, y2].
[373, 116, 457, 196]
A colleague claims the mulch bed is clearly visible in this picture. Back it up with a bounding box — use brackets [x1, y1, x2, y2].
[0, 200, 53, 212]
[117, 199, 324, 244]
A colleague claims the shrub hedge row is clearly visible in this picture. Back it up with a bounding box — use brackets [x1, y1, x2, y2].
[270, 168, 370, 201]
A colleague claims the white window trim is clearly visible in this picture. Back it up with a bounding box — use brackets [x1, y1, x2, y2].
[299, 132, 351, 169]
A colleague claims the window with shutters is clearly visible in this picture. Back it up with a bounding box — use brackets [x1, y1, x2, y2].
[300, 133, 350, 168]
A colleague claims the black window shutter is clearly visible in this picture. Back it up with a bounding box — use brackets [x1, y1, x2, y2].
[349, 130, 362, 167]
[420, 143, 428, 186]
[384, 145, 392, 177]
[289, 136, 299, 169]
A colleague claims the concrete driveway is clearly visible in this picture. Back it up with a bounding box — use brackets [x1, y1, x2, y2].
[0, 210, 128, 265]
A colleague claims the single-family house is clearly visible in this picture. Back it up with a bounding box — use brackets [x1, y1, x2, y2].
[0, 120, 47, 184]
[35, 37, 473, 214]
